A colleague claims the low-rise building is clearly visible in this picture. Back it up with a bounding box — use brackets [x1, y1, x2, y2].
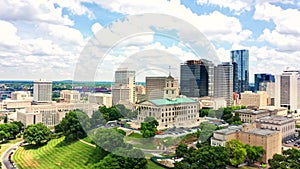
[88, 93, 112, 107]
[211, 123, 281, 163]
[233, 109, 271, 123]
[17, 102, 98, 127]
[60, 90, 80, 103]
[240, 91, 268, 108]
[137, 97, 200, 130]
[239, 128, 282, 163]
[256, 116, 296, 142]
[196, 97, 226, 110]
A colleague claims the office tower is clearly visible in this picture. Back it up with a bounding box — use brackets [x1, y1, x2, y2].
[146, 75, 179, 100]
[254, 73, 275, 92]
[214, 62, 233, 106]
[231, 49, 249, 93]
[112, 69, 136, 105]
[275, 70, 300, 110]
[259, 81, 275, 106]
[33, 79, 52, 102]
[146, 77, 166, 100]
[180, 59, 214, 97]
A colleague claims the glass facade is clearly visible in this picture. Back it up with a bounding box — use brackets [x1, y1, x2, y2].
[231, 50, 249, 93]
[180, 60, 214, 97]
[254, 73, 275, 92]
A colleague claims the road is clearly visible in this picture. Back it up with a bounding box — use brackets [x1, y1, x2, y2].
[1, 141, 23, 169]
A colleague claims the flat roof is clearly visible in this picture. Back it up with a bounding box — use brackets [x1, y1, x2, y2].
[214, 125, 242, 135]
[234, 109, 269, 115]
[243, 128, 278, 136]
[256, 115, 294, 124]
[149, 98, 197, 106]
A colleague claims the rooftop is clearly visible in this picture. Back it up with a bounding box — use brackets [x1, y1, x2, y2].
[234, 109, 269, 115]
[214, 125, 242, 135]
[149, 97, 197, 106]
[256, 115, 294, 124]
[243, 128, 278, 136]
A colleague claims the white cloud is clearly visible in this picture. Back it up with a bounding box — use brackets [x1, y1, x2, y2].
[0, 20, 20, 46]
[53, 0, 95, 19]
[89, 0, 252, 46]
[254, 2, 300, 51]
[0, 0, 74, 25]
[196, 0, 253, 14]
[91, 22, 103, 34]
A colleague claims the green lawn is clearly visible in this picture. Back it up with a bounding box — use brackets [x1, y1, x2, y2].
[147, 159, 165, 169]
[13, 137, 100, 169]
[0, 138, 23, 157]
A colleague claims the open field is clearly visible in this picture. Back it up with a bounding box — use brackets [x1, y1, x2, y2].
[12, 137, 100, 169]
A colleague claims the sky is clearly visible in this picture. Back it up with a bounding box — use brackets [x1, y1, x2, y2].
[0, 0, 299, 82]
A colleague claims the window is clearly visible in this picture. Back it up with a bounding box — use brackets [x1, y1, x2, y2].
[162, 119, 164, 122]
[172, 90, 174, 94]
[166, 90, 168, 94]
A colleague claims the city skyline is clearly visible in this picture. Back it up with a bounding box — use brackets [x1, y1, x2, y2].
[0, 1, 299, 83]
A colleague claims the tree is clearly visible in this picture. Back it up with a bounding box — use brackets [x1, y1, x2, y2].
[115, 104, 138, 119]
[176, 144, 188, 157]
[11, 121, 24, 132]
[56, 110, 90, 142]
[0, 131, 9, 142]
[98, 106, 123, 122]
[226, 139, 247, 166]
[199, 123, 216, 143]
[23, 123, 50, 145]
[140, 117, 158, 138]
[91, 128, 127, 153]
[269, 148, 300, 169]
[199, 108, 210, 117]
[174, 146, 229, 169]
[90, 110, 106, 128]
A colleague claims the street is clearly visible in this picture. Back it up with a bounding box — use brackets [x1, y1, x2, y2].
[1, 141, 23, 169]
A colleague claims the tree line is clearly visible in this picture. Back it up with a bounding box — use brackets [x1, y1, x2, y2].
[199, 105, 246, 125]
[174, 139, 265, 169]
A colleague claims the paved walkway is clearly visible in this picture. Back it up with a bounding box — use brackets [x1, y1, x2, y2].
[78, 139, 96, 148]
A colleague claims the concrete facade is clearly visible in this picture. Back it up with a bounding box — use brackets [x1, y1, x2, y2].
[240, 91, 268, 108]
[137, 98, 200, 130]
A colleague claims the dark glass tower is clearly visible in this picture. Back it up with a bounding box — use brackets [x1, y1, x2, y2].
[180, 59, 214, 97]
[254, 73, 275, 92]
[231, 49, 249, 94]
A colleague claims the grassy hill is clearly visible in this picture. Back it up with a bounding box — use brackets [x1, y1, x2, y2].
[13, 137, 101, 169]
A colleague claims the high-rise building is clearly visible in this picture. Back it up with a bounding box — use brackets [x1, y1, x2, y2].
[254, 73, 275, 92]
[275, 70, 300, 110]
[214, 62, 233, 106]
[146, 77, 167, 100]
[146, 75, 179, 100]
[240, 91, 268, 108]
[180, 59, 214, 97]
[33, 79, 52, 102]
[112, 69, 136, 105]
[259, 81, 275, 106]
[231, 49, 249, 94]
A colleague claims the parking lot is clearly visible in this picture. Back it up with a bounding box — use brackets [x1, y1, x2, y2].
[283, 137, 300, 148]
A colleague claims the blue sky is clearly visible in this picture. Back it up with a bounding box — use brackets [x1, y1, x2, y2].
[0, 0, 299, 82]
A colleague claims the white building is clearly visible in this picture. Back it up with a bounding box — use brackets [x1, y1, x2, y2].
[112, 69, 136, 105]
[17, 102, 98, 127]
[60, 90, 80, 103]
[275, 70, 300, 110]
[137, 97, 200, 130]
[88, 93, 112, 107]
[33, 79, 52, 102]
[11, 91, 32, 101]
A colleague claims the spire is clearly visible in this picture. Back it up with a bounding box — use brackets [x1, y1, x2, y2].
[169, 65, 171, 77]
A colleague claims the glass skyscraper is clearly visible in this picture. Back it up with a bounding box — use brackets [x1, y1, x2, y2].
[231, 49, 249, 94]
[254, 73, 275, 92]
[180, 59, 214, 97]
